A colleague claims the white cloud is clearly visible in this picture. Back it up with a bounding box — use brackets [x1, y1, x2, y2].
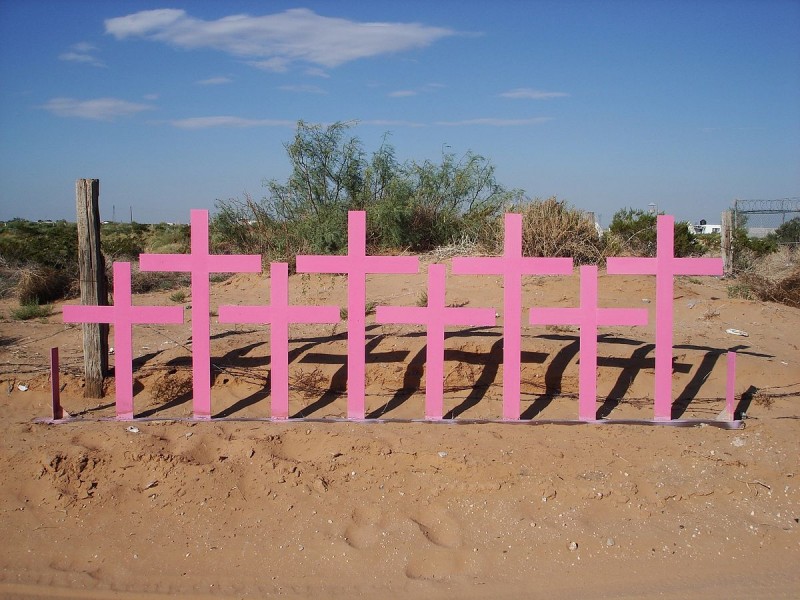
[435, 117, 553, 127]
[304, 67, 331, 78]
[361, 119, 424, 128]
[170, 116, 295, 129]
[59, 42, 105, 67]
[195, 76, 232, 85]
[279, 84, 327, 95]
[41, 97, 155, 121]
[499, 88, 569, 100]
[105, 8, 456, 70]
[388, 90, 417, 97]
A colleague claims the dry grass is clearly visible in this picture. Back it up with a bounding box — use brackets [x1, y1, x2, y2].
[735, 247, 800, 308]
[289, 367, 329, 398]
[15, 265, 72, 304]
[518, 198, 603, 264]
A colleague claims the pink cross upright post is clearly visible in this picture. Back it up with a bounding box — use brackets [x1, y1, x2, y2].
[139, 209, 262, 419]
[529, 265, 648, 420]
[452, 213, 573, 420]
[607, 215, 723, 420]
[296, 211, 419, 419]
[375, 264, 496, 419]
[218, 262, 340, 419]
[63, 262, 184, 419]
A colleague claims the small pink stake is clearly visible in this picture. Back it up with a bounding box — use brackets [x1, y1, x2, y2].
[63, 262, 184, 419]
[529, 266, 648, 420]
[725, 351, 737, 421]
[296, 211, 419, 419]
[607, 215, 723, 420]
[452, 213, 573, 420]
[218, 262, 340, 419]
[50, 347, 62, 420]
[139, 210, 262, 419]
[376, 264, 496, 419]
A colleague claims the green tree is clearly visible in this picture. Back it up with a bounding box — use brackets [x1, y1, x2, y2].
[608, 208, 698, 257]
[771, 217, 800, 245]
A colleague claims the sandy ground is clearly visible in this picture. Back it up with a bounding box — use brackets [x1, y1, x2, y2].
[1, 261, 798, 599]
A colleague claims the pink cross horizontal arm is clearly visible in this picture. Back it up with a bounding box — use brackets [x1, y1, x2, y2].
[376, 263, 496, 419]
[607, 215, 723, 419]
[139, 209, 262, 419]
[530, 265, 648, 420]
[452, 213, 573, 420]
[218, 262, 339, 419]
[295, 211, 419, 419]
[63, 262, 184, 419]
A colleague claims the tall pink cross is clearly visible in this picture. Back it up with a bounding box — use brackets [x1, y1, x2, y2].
[138, 209, 262, 419]
[529, 265, 648, 420]
[63, 262, 184, 420]
[452, 213, 573, 420]
[607, 215, 723, 419]
[375, 264, 496, 419]
[217, 262, 340, 419]
[295, 211, 419, 419]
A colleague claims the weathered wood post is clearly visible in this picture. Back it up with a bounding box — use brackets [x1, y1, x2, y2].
[721, 210, 734, 276]
[76, 178, 108, 397]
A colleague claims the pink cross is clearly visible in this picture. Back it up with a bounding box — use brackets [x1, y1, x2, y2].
[375, 264, 496, 419]
[452, 213, 573, 420]
[139, 209, 262, 419]
[218, 262, 340, 419]
[607, 215, 723, 419]
[529, 265, 648, 420]
[63, 262, 184, 420]
[295, 211, 419, 419]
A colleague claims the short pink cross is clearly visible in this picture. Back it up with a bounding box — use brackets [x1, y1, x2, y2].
[452, 213, 573, 420]
[375, 263, 496, 419]
[529, 265, 648, 420]
[607, 215, 723, 420]
[139, 209, 262, 419]
[296, 211, 419, 419]
[63, 262, 184, 420]
[218, 262, 340, 419]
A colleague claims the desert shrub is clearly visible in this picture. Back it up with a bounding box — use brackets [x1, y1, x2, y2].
[16, 265, 72, 304]
[517, 197, 602, 264]
[0, 219, 78, 270]
[129, 262, 190, 294]
[739, 269, 800, 308]
[727, 282, 753, 300]
[770, 217, 800, 245]
[146, 223, 190, 253]
[213, 121, 517, 259]
[11, 299, 53, 320]
[607, 208, 699, 257]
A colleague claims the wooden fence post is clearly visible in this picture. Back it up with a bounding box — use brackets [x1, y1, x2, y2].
[721, 210, 734, 276]
[76, 179, 108, 397]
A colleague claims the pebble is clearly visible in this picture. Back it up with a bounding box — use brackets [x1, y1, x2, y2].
[438, 451, 448, 458]
[568, 542, 578, 551]
[606, 538, 615, 547]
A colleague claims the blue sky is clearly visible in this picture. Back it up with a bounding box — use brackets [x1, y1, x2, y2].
[1, 1, 798, 226]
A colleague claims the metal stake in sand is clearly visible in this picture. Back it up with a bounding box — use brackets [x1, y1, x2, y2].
[63, 262, 184, 419]
[139, 210, 262, 419]
[296, 211, 419, 419]
[529, 265, 648, 420]
[218, 262, 340, 419]
[607, 215, 723, 420]
[723, 351, 737, 421]
[50, 347, 63, 420]
[376, 264, 496, 419]
[452, 213, 573, 420]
